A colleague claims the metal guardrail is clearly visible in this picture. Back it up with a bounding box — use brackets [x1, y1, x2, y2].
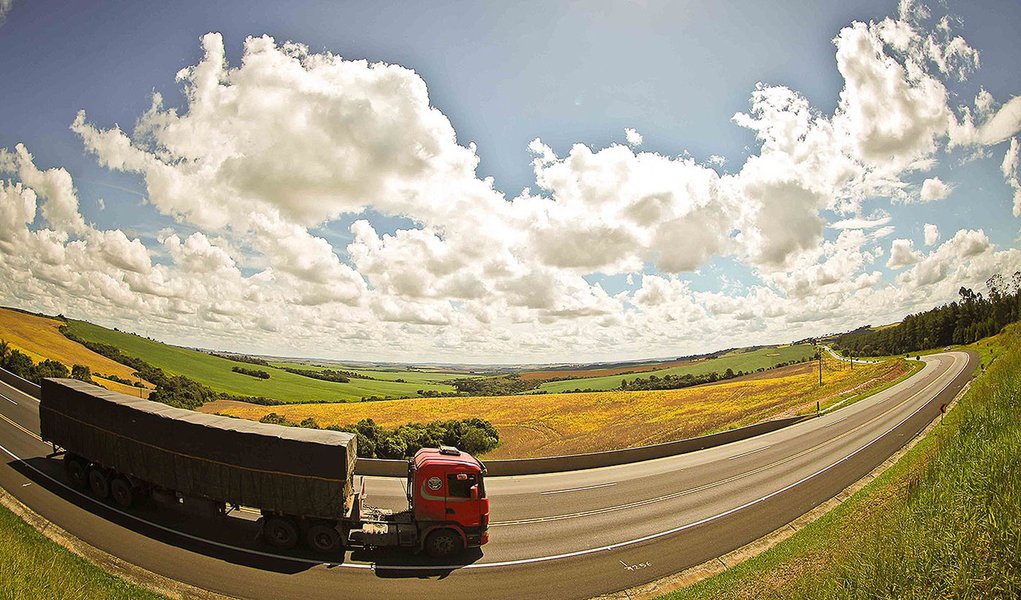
[2, 366, 813, 477]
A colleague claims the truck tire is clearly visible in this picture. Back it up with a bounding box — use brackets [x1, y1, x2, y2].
[425, 529, 463, 558]
[263, 517, 298, 550]
[306, 524, 343, 554]
[64, 455, 88, 488]
[110, 476, 136, 508]
[88, 467, 110, 499]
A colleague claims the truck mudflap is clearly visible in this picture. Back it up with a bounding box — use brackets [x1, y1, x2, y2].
[463, 526, 488, 547]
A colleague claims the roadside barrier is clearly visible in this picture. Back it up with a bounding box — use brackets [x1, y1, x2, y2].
[0, 366, 42, 398]
[2, 367, 812, 477]
[355, 414, 814, 477]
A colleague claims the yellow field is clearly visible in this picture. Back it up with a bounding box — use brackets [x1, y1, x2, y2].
[0, 307, 148, 387]
[204, 356, 913, 459]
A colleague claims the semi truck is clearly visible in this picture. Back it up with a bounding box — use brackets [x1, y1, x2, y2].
[39, 378, 490, 557]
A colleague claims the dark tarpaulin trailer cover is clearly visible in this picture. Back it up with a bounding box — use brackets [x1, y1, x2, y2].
[39, 379, 356, 519]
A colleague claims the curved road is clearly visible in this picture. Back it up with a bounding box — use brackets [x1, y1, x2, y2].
[0, 351, 975, 599]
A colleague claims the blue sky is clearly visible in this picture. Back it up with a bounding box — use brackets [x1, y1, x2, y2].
[0, 0, 1019, 362]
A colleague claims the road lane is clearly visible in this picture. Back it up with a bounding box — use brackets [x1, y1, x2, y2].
[0, 351, 975, 599]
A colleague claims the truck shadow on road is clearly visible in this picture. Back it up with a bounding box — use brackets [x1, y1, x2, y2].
[10, 457, 317, 574]
[354, 546, 484, 579]
[9, 457, 486, 577]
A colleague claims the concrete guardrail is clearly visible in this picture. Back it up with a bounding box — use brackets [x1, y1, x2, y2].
[0, 366, 42, 398]
[355, 414, 814, 477]
[3, 367, 813, 477]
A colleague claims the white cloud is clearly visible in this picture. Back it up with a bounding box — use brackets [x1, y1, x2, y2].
[0, 0, 13, 26]
[0, 7, 1017, 363]
[830, 211, 891, 230]
[1002, 137, 1021, 217]
[624, 128, 643, 147]
[919, 176, 952, 202]
[887, 238, 922, 268]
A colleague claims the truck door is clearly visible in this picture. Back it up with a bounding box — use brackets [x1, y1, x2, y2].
[445, 471, 481, 527]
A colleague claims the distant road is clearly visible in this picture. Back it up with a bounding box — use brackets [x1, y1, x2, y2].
[821, 344, 880, 364]
[0, 351, 976, 599]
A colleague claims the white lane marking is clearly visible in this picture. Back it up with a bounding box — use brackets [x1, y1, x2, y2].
[0, 412, 43, 442]
[0, 352, 968, 572]
[825, 416, 849, 427]
[21, 482, 31, 487]
[541, 482, 616, 495]
[727, 446, 771, 460]
[0, 392, 16, 405]
[0, 378, 40, 404]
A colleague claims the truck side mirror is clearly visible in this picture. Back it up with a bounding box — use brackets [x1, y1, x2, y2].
[470, 485, 479, 500]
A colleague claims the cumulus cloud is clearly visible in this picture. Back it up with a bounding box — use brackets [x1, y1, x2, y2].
[624, 128, 643, 147]
[919, 176, 952, 202]
[0, 0, 13, 27]
[1, 6, 1017, 362]
[1002, 137, 1021, 217]
[887, 238, 922, 268]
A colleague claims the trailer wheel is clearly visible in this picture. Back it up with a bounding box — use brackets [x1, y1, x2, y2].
[87, 467, 110, 499]
[110, 476, 136, 508]
[64, 455, 88, 488]
[263, 517, 298, 550]
[425, 529, 463, 558]
[306, 524, 343, 554]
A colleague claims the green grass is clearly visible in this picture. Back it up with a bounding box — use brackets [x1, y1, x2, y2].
[64, 320, 461, 403]
[537, 344, 817, 393]
[663, 325, 1021, 599]
[0, 502, 166, 599]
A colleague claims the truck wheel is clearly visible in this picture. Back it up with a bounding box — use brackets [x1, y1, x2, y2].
[64, 455, 88, 488]
[110, 477, 136, 508]
[88, 467, 110, 499]
[306, 524, 343, 554]
[425, 529, 463, 558]
[263, 517, 298, 550]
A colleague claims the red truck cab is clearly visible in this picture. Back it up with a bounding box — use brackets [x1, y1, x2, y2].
[410, 446, 490, 554]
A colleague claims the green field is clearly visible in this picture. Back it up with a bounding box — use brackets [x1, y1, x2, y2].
[269, 362, 479, 384]
[63, 320, 463, 403]
[536, 344, 817, 393]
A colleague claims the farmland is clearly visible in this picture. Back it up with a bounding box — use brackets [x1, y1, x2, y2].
[205, 354, 915, 458]
[269, 362, 477, 385]
[61, 319, 467, 403]
[534, 344, 816, 393]
[0, 307, 149, 394]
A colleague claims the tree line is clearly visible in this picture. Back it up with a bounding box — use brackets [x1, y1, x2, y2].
[209, 352, 270, 367]
[232, 366, 270, 379]
[834, 272, 1021, 357]
[257, 414, 500, 459]
[0, 340, 98, 385]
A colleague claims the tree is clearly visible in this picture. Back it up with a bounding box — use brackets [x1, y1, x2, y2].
[71, 364, 93, 382]
[33, 359, 69, 381]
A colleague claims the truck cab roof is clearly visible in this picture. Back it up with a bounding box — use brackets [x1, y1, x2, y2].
[413, 447, 485, 472]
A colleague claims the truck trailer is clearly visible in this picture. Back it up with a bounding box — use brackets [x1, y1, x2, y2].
[39, 378, 490, 557]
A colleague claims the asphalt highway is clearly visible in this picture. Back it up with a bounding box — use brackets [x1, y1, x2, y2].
[0, 351, 976, 599]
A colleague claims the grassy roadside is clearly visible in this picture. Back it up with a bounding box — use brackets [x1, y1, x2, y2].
[0, 502, 165, 600]
[662, 326, 1021, 599]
